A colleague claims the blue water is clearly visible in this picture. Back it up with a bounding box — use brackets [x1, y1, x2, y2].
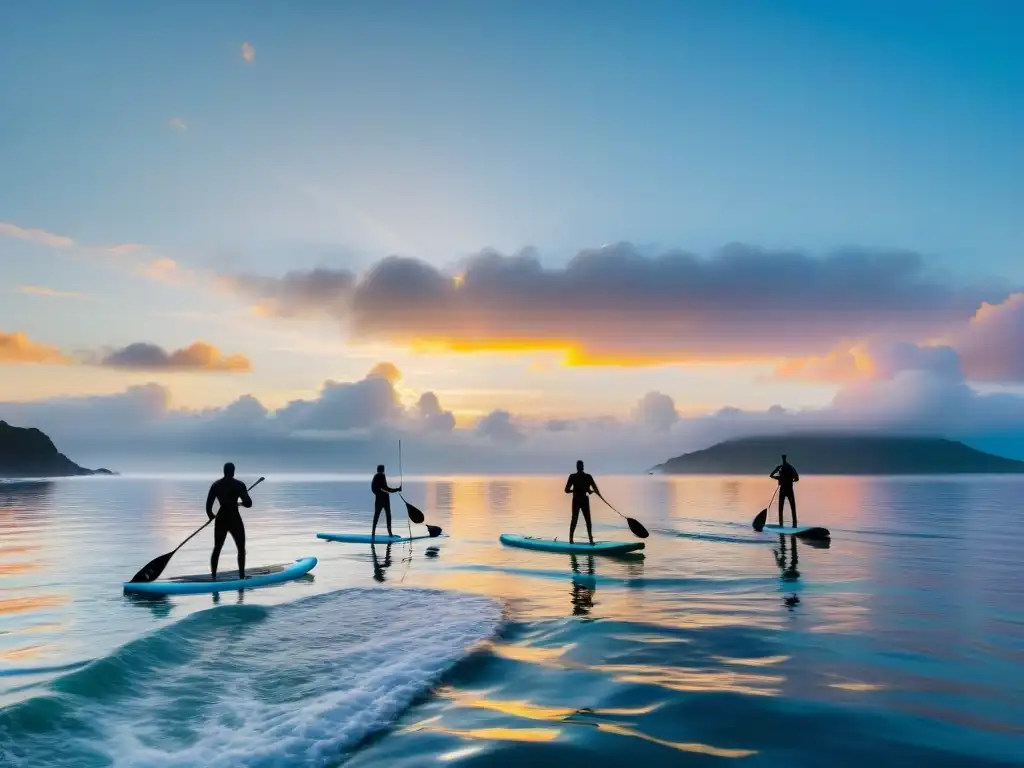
[0, 474, 1021, 766]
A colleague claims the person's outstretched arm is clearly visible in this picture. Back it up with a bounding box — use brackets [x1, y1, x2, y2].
[206, 484, 217, 520]
[239, 483, 253, 508]
[769, 466, 780, 480]
[589, 476, 601, 496]
[387, 478, 402, 493]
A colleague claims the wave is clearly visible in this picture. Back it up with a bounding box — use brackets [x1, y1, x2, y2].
[0, 588, 502, 767]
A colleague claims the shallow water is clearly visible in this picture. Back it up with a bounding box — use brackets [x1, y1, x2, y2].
[0, 474, 1021, 766]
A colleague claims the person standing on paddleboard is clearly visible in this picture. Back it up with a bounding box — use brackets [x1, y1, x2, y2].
[371, 464, 402, 541]
[769, 454, 800, 528]
[564, 460, 598, 546]
[206, 462, 253, 581]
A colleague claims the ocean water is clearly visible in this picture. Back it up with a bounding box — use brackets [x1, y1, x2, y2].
[0, 473, 1021, 766]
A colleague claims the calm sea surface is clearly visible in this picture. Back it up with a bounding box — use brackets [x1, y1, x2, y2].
[0, 474, 1021, 766]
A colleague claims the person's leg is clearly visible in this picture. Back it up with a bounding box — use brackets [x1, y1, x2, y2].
[570, 502, 580, 543]
[211, 517, 228, 580]
[229, 518, 246, 579]
[384, 498, 394, 537]
[778, 490, 786, 527]
[372, 499, 383, 541]
[787, 488, 798, 527]
[581, 499, 594, 544]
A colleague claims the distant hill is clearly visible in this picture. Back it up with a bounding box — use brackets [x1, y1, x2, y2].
[652, 434, 1024, 475]
[0, 421, 116, 478]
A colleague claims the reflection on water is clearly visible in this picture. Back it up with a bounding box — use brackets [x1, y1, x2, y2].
[0, 474, 1022, 765]
[569, 554, 595, 617]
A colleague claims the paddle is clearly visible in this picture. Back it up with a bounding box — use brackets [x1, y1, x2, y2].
[128, 477, 265, 583]
[752, 487, 779, 532]
[397, 440, 442, 537]
[595, 492, 649, 539]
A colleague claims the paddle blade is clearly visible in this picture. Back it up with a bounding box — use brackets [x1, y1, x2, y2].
[426, 524, 443, 537]
[129, 552, 173, 583]
[626, 517, 650, 539]
[752, 509, 768, 531]
[403, 497, 425, 524]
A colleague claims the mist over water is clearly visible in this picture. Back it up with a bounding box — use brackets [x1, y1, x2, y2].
[1, 473, 1021, 766]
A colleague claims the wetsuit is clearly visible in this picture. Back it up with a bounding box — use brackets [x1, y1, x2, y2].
[206, 476, 253, 579]
[564, 471, 598, 544]
[371, 472, 400, 539]
[770, 462, 799, 527]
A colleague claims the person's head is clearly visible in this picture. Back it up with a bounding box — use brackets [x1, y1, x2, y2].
[781, 454, 788, 463]
[223, 462, 235, 478]
[376, 464, 385, 474]
[576, 460, 584, 471]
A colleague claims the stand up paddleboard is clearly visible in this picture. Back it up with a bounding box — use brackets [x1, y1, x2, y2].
[123, 557, 317, 595]
[316, 532, 446, 544]
[752, 508, 830, 540]
[759, 523, 830, 539]
[499, 534, 644, 555]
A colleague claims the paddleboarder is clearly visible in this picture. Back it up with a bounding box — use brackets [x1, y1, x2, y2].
[205, 462, 253, 581]
[564, 460, 598, 545]
[769, 453, 799, 528]
[371, 464, 402, 541]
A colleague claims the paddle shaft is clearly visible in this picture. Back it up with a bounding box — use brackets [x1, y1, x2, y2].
[175, 477, 264, 555]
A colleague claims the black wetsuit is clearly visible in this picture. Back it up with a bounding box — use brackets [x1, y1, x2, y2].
[770, 462, 799, 527]
[371, 472, 400, 538]
[206, 476, 253, 579]
[565, 471, 598, 544]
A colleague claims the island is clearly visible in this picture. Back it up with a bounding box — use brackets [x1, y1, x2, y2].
[0, 420, 116, 478]
[651, 434, 1024, 475]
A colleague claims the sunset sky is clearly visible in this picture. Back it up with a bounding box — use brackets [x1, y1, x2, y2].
[2, 1, 1023, 471]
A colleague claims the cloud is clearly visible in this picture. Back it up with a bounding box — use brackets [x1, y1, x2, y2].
[632, 391, 680, 431]
[241, 42, 255, 63]
[0, 222, 74, 249]
[5, 346, 1024, 472]
[0, 331, 70, 365]
[221, 243, 1008, 366]
[168, 118, 188, 132]
[218, 268, 355, 319]
[475, 409, 525, 443]
[774, 292, 1024, 385]
[98, 342, 252, 373]
[953, 293, 1024, 383]
[17, 285, 86, 300]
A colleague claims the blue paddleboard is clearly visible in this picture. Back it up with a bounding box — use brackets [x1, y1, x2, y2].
[123, 557, 317, 595]
[316, 532, 445, 544]
[499, 534, 644, 555]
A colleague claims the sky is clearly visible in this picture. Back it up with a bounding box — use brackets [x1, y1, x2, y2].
[1, 1, 1023, 472]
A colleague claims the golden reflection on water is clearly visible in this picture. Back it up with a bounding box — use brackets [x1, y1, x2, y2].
[433, 686, 757, 759]
[0, 594, 69, 616]
[595, 663, 783, 697]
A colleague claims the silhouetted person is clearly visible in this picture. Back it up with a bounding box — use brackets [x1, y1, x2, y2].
[564, 460, 598, 545]
[206, 462, 252, 581]
[371, 464, 402, 541]
[769, 453, 799, 528]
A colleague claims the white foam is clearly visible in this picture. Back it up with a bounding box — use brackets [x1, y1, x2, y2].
[6, 588, 502, 768]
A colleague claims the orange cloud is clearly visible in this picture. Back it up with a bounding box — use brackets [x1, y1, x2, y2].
[0, 331, 70, 365]
[241, 41, 255, 63]
[773, 344, 874, 383]
[223, 244, 996, 368]
[100, 341, 252, 372]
